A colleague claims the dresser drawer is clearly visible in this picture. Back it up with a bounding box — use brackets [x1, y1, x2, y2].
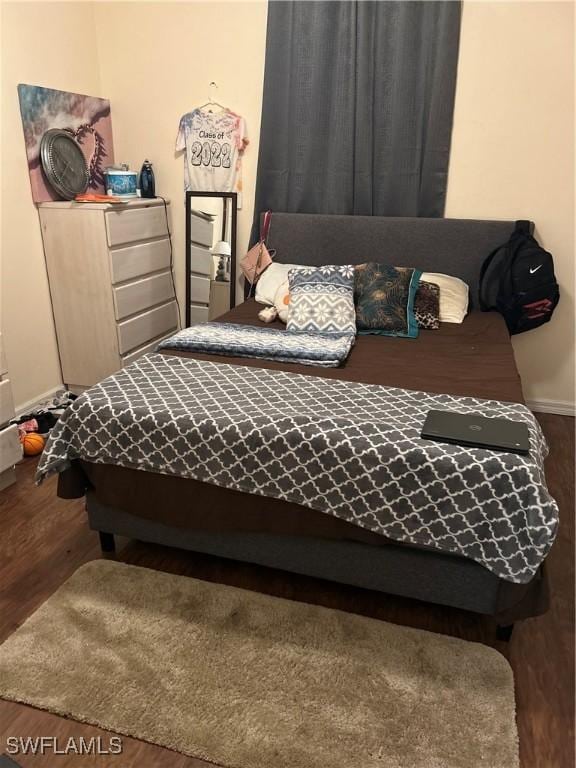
[113, 272, 175, 320]
[0, 424, 21, 473]
[121, 332, 175, 367]
[190, 275, 210, 304]
[189, 305, 209, 324]
[117, 302, 178, 354]
[0, 379, 15, 426]
[110, 239, 171, 284]
[190, 245, 213, 277]
[190, 214, 214, 248]
[106, 205, 169, 247]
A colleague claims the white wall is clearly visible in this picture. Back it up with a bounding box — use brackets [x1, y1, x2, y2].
[1, 2, 102, 410]
[445, 1, 575, 409]
[93, 1, 268, 316]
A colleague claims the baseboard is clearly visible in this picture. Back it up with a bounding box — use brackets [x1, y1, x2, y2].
[15, 386, 64, 417]
[527, 399, 576, 417]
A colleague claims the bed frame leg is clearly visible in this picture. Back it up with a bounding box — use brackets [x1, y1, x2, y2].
[98, 531, 116, 554]
[496, 623, 514, 642]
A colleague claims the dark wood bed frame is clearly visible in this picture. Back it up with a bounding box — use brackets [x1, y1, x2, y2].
[86, 214, 548, 641]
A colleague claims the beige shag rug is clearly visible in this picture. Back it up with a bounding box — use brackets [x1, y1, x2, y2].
[0, 561, 518, 768]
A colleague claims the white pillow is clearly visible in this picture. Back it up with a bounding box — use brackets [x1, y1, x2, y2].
[421, 272, 469, 323]
[255, 263, 304, 305]
[274, 279, 291, 322]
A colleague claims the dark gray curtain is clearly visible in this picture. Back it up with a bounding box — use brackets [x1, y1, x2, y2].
[252, 0, 462, 239]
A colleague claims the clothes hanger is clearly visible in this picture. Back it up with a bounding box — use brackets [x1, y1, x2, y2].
[197, 82, 227, 113]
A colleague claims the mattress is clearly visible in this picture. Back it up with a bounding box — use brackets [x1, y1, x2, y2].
[163, 300, 524, 400]
[59, 301, 525, 549]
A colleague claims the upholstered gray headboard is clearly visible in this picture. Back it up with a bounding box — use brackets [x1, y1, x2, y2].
[264, 214, 530, 307]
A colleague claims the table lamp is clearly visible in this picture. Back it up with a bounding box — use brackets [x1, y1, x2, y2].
[211, 240, 232, 282]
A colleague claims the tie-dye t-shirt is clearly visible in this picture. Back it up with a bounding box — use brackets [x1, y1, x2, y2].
[175, 108, 248, 197]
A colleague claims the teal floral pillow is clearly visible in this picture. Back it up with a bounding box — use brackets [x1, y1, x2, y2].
[354, 264, 421, 337]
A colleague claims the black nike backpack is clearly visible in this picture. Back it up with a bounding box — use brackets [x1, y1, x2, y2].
[478, 220, 559, 335]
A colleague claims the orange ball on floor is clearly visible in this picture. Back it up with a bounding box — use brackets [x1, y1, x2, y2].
[21, 432, 45, 457]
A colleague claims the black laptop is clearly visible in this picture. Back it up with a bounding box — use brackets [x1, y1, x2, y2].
[421, 410, 530, 455]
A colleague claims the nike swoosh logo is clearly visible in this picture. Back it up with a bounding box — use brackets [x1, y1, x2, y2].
[529, 265, 543, 274]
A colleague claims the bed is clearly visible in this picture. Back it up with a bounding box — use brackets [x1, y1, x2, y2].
[55, 214, 552, 638]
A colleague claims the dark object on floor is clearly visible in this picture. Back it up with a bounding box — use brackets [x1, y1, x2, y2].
[497, 624, 515, 642]
[10, 391, 77, 436]
[479, 220, 559, 334]
[13, 412, 58, 434]
[99, 531, 115, 553]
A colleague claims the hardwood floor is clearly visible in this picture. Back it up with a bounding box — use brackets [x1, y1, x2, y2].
[0, 413, 573, 767]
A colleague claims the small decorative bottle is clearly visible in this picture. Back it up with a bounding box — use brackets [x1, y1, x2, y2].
[139, 160, 155, 198]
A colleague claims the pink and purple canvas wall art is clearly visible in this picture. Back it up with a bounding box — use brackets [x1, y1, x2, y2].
[17, 84, 115, 202]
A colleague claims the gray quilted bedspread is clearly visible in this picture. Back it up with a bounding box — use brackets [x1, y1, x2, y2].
[36, 353, 558, 584]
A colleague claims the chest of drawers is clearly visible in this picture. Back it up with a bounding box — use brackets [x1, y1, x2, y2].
[39, 199, 178, 392]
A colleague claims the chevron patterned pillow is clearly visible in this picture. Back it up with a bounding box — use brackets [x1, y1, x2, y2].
[286, 265, 356, 335]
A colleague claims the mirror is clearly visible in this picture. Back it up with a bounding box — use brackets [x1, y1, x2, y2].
[185, 192, 237, 326]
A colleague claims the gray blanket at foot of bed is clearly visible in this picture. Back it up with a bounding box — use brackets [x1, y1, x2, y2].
[37, 354, 558, 584]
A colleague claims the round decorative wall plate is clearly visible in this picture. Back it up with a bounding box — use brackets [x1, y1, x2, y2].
[40, 129, 89, 200]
